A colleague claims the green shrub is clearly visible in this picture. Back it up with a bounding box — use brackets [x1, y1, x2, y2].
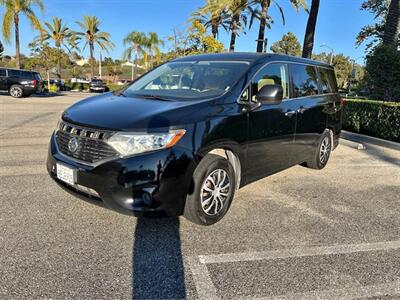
[342, 99, 400, 142]
[48, 84, 59, 92]
[69, 82, 90, 91]
[365, 45, 400, 102]
[106, 84, 123, 92]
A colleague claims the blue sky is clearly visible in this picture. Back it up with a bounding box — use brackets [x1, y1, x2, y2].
[1, 0, 373, 63]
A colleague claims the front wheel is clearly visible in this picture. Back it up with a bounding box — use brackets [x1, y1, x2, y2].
[303, 130, 332, 170]
[184, 154, 235, 226]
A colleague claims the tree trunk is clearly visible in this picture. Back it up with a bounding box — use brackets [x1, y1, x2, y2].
[256, 0, 270, 53]
[302, 0, 320, 58]
[229, 15, 240, 52]
[383, 0, 400, 47]
[57, 46, 62, 79]
[89, 42, 95, 78]
[212, 21, 218, 39]
[14, 14, 21, 69]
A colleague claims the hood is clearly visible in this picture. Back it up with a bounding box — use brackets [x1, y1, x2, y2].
[62, 92, 215, 131]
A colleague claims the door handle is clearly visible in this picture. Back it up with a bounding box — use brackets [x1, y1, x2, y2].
[297, 106, 306, 114]
[285, 110, 296, 117]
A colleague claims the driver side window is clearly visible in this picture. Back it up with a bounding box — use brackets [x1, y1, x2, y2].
[251, 63, 289, 102]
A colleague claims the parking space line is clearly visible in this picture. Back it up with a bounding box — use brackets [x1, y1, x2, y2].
[190, 240, 400, 300]
[188, 256, 219, 300]
[199, 240, 400, 264]
[253, 280, 400, 300]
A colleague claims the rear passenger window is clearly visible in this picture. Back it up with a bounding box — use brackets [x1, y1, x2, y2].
[318, 67, 337, 93]
[291, 64, 319, 97]
[8, 69, 20, 77]
[251, 63, 289, 101]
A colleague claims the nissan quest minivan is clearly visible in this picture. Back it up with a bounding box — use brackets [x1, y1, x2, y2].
[47, 53, 342, 225]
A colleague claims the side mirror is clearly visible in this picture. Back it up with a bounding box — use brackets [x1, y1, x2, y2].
[256, 84, 283, 104]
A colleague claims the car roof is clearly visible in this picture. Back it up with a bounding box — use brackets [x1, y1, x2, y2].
[0, 67, 39, 73]
[173, 52, 332, 68]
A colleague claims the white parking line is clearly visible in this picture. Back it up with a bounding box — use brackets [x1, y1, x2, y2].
[189, 240, 400, 300]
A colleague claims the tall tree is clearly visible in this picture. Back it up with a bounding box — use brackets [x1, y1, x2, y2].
[249, 0, 307, 53]
[0, 39, 4, 59]
[1, 0, 44, 69]
[356, 0, 390, 51]
[147, 32, 164, 67]
[35, 17, 77, 77]
[76, 16, 114, 78]
[383, 0, 400, 47]
[191, 0, 230, 39]
[302, 0, 320, 58]
[123, 31, 148, 65]
[271, 32, 302, 56]
[226, 0, 248, 52]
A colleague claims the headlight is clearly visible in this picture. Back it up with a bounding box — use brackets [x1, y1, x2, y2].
[106, 130, 186, 156]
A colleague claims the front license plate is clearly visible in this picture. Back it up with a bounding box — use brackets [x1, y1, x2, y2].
[56, 163, 76, 185]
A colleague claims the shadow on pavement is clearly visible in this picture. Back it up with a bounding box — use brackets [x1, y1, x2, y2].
[364, 144, 400, 166]
[132, 217, 186, 299]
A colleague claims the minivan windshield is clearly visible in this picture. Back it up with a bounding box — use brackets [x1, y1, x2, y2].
[122, 61, 250, 100]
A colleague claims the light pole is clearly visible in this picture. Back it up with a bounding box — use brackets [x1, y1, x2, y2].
[320, 43, 334, 65]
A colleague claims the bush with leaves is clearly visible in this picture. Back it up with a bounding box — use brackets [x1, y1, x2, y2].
[364, 45, 400, 102]
[342, 99, 400, 142]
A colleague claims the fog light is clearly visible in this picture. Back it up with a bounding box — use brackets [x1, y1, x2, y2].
[142, 192, 152, 205]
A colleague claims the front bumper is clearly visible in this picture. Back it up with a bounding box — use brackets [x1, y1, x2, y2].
[47, 133, 196, 216]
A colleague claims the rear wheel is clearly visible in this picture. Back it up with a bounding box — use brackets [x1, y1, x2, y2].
[303, 130, 332, 170]
[9, 85, 24, 98]
[184, 154, 235, 226]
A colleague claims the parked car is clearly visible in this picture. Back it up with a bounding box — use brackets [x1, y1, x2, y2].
[71, 77, 90, 84]
[47, 53, 342, 225]
[89, 79, 107, 93]
[0, 67, 44, 98]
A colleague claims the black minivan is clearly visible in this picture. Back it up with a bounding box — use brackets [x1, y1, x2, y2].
[47, 53, 342, 225]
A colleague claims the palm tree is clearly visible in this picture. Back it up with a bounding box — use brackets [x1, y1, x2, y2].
[383, 0, 400, 47]
[226, 0, 249, 52]
[302, 0, 320, 58]
[76, 16, 114, 78]
[123, 31, 149, 77]
[36, 17, 77, 77]
[191, 0, 230, 39]
[249, 0, 307, 53]
[147, 32, 164, 67]
[1, 0, 44, 69]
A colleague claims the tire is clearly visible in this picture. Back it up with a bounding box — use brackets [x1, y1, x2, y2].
[184, 154, 236, 226]
[303, 130, 332, 170]
[9, 85, 24, 98]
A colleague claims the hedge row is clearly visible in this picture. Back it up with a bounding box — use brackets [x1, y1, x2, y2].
[342, 99, 400, 142]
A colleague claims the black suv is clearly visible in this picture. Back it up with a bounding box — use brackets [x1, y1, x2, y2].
[0, 67, 43, 98]
[47, 53, 342, 225]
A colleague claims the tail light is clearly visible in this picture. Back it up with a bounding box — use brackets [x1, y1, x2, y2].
[32, 80, 37, 87]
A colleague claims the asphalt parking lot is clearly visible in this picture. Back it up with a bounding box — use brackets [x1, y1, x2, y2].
[1, 92, 400, 299]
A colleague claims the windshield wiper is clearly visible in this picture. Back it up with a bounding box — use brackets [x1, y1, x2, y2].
[135, 94, 171, 101]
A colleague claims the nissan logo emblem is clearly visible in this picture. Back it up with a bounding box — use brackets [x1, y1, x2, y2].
[68, 137, 79, 153]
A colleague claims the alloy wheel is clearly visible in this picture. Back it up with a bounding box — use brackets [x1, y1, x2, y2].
[320, 136, 331, 165]
[10, 87, 22, 98]
[200, 169, 230, 216]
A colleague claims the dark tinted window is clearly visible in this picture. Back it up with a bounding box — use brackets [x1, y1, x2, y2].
[251, 63, 289, 101]
[318, 67, 337, 93]
[291, 64, 319, 97]
[7, 70, 33, 79]
[0, 69, 6, 76]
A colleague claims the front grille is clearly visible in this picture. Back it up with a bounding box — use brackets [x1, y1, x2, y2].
[55, 121, 118, 163]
